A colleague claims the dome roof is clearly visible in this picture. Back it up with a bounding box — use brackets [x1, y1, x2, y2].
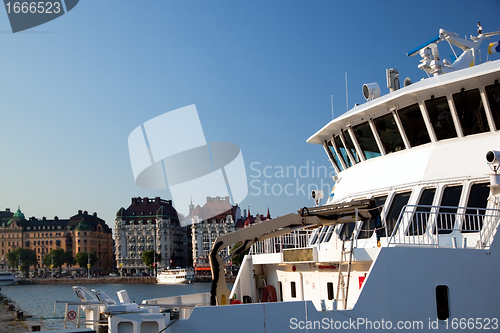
[75, 218, 92, 231]
[12, 207, 25, 220]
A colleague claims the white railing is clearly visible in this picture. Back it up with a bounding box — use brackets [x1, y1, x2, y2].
[388, 205, 500, 248]
[249, 230, 313, 255]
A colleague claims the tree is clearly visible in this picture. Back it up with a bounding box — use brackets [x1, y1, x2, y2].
[75, 252, 98, 276]
[230, 243, 250, 267]
[6, 248, 38, 277]
[42, 249, 75, 274]
[142, 250, 161, 270]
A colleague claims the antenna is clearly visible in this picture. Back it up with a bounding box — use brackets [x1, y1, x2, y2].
[345, 71, 349, 113]
[331, 94, 334, 120]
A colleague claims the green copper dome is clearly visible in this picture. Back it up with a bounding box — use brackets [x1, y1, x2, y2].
[12, 207, 25, 220]
[75, 218, 91, 231]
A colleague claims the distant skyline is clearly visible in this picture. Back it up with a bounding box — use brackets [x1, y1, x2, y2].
[1, 1, 499, 233]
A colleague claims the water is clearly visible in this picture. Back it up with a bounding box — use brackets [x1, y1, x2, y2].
[0, 282, 220, 330]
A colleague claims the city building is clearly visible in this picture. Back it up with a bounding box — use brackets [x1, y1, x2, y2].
[190, 196, 242, 270]
[114, 197, 192, 274]
[0, 207, 114, 273]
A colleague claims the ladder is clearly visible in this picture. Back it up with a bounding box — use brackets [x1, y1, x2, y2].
[336, 239, 353, 310]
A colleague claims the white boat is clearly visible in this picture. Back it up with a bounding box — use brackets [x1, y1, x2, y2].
[0, 271, 18, 286]
[156, 268, 195, 284]
[56, 25, 500, 332]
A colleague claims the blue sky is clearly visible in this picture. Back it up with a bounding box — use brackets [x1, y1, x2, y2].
[1, 0, 499, 230]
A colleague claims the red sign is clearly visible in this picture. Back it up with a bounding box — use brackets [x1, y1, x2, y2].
[358, 276, 366, 289]
[67, 310, 77, 320]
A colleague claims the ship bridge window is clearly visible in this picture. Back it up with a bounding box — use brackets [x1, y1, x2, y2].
[453, 88, 489, 136]
[425, 96, 457, 141]
[358, 196, 387, 239]
[334, 135, 353, 168]
[374, 113, 405, 154]
[436, 185, 462, 234]
[324, 141, 343, 172]
[323, 225, 335, 243]
[352, 122, 381, 160]
[342, 130, 360, 164]
[462, 183, 489, 233]
[385, 191, 412, 237]
[397, 103, 431, 147]
[485, 82, 500, 130]
[408, 188, 436, 236]
[340, 222, 355, 241]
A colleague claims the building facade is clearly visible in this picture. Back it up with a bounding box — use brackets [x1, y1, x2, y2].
[114, 197, 192, 274]
[0, 207, 113, 273]
[190, 196, 241, 269]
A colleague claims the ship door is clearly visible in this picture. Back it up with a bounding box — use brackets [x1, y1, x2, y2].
[301, 272, 321, 301]
[278, 271, 303, 301]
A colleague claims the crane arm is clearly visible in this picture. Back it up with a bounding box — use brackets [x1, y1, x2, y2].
[209, 199, 374, 305]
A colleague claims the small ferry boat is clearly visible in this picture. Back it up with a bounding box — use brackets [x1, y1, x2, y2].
[0, 271, 18, 286]
[156, 268, 195, 284]
[55, 24, 500, 332]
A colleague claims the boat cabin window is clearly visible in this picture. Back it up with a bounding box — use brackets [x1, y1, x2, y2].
[358, 196, 387, 239]
[340, 222, 355, 241]
[334, 134, 353, 168]
[352, 121, 382, 160]
[462, 183, 490, 233]
[436, 185, 462, 234]
[385, 191, 412, 237]
[291, 281, 297, 298]
[323, 225, 335, 243]
[408, 188, 436, 236]
[318, 226, 331, 243]
[373, 113, 405, 154]
[311, 226, 326, 245]
[435, 285, 450, 320]
[485, 82, 500, 130]
[342, 130, 360, 163]
[327, 282, 334, 300]
[397, 103, 431, 147]
[324, 140, 343, 172]
[425, 96, 457, 141]
[452, 88, 489, 136]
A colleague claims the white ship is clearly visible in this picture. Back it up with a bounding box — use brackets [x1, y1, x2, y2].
[56, 25, 500, 332]
[156, 268, 195, 284]
[0, 271, 17, 286]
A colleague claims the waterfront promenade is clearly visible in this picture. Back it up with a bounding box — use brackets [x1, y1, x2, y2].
[0, 292, 30, 333]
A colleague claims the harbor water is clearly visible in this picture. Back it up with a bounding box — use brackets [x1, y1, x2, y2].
[0, 282, 220, 330]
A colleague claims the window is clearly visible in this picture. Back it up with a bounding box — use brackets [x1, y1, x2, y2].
[425, 96, 457, 140]
[436, 185, 463, 234]
[374, 113, 405, 154]
[485, 82, 500, 130]
[397, 103, 431, 147]
[327, 282, 334, 300]
[279, 281, 283, 302]
[462, 183, 490, 232]
[339, 222, 355, 241]
[352, 121, 382, 160]
[358, 196, 388, 239]
[334, 134, 353, 168]
[408, 188, 436, 235]
[435, 285, 450, 320]
[342, 130, 360, 164]
[385, 192, 412, 237]
[324, 140, 343, 172]
[291, 281, 297, 298]
[323, 226, 334, 243]
[453, 88, 489, 136]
